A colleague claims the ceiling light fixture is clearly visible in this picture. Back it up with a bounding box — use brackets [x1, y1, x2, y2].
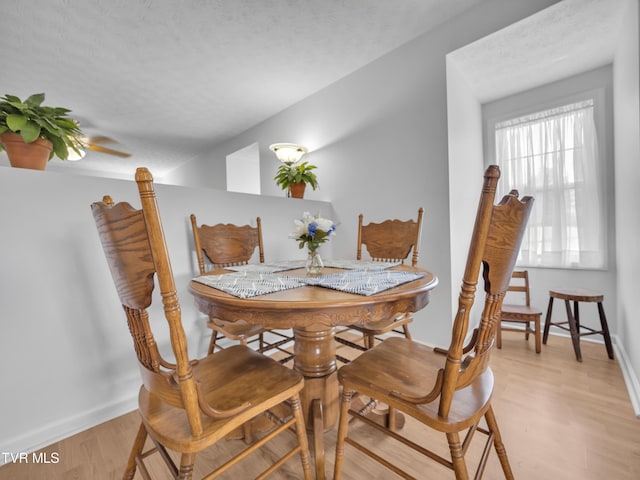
[66, 139, 86, 161]
[269, 143, 308, 165]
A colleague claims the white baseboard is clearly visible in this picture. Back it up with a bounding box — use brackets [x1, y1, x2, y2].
[0, 394, 138, 466]
[612, 334, 640, 417]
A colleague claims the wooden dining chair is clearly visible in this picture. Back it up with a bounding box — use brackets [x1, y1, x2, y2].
[333, 165, 533, 480]
[335, 208, 423, 363]
[190, 214, 294, 361]
[497, 270, 542, 353]
[91, 167, 312, 480]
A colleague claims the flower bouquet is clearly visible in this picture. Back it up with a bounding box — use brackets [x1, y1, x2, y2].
[291, 212, 336, 274]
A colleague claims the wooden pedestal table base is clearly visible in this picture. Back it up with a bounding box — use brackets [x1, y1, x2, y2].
[294, 325, 339, 480]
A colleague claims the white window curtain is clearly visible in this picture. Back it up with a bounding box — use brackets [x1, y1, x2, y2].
[495, 99, 605, 269]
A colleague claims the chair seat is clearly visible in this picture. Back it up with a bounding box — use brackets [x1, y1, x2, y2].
[501, 303, 542, 319]
[349, 313, 413, 335]
[208, 318, 265, 340]
[139, 345, 304, 453]
[338, 337, 494, 432]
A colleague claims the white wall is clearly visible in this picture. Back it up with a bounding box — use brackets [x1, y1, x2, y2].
[168, 0, 563, 347]
[0, 166, 334, 457]
[446, 55, 486, 327]
[613, 0, 640, 415]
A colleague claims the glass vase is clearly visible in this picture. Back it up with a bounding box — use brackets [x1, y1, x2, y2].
[306, 248, 324, 276]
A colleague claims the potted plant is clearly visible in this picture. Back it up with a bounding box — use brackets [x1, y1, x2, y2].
[0, 93, 84, 170]
[274, 161, 319, 199]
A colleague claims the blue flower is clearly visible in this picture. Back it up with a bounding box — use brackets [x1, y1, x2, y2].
[308, 221, 318, 238]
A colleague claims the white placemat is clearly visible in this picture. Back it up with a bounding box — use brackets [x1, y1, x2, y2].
[321, 259, 401, 270]
[193, 271, 305, 298]
[299, 269, 425, 296]
[223, 264, 293, 273]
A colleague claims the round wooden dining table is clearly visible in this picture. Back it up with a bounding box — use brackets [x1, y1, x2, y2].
[189, 265, 438, 479]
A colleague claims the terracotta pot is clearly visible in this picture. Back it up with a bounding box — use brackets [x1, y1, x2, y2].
[289, 182, 306, 199]
[1, 132, 52, 170]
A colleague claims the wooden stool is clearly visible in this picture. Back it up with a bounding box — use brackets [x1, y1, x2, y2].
[543, 288, 614, 362]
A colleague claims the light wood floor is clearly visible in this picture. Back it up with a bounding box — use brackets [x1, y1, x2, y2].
[2, 334, 639, 479]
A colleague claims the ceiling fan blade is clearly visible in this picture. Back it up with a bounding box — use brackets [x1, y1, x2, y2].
[86, 135, 118, 145]
[86, 144, 132, 158]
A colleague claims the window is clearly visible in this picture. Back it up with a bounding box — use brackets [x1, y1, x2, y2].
[494, 98, 605, 269]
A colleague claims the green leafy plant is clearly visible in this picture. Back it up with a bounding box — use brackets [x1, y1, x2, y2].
[274, 161, 319, 191]
[0, 93, 84, 160]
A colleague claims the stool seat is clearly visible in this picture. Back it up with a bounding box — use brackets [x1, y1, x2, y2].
[543, 288, 614, 362]
[549, 288, 604, 303]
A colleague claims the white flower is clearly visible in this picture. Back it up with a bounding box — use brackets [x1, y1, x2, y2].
[291, 219, 307, 239]
[315, 217, 335, 234]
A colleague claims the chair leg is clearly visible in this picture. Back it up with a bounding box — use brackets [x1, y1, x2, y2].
[242, 421, 253, 445]
[564, 300, 582, 362]
[595, 302, 614, 359]
[485, 405, 514, 479]
[542, 297, 554, 344]
[177, 452, 196, 480]
[573, 301, 581, 331]
[207, 330, 219, 355]
[333, 389, 355, 480]
[123, 421, 147, 480]
[446, 431, 470, 480]
[496, 322, 503, 349]
[534, 316, 541, 353]
[365, 333, 375, 349]
[386, 405, 398, 431]
[290, 394, 313, 480]
[402, 324, 412, 340]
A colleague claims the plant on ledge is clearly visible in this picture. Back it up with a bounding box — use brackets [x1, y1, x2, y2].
[0, 93, 84, 169]
[274, 161, 319, 199]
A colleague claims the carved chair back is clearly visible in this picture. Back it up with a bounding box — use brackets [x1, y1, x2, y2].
[357, 208, 424, 266]
[190, 214, 264, 272]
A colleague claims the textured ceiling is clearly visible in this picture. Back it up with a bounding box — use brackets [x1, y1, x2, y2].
[0, 0, 625, 178]
[449, 0, 625, 103]
[1, 0, 485, 177]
